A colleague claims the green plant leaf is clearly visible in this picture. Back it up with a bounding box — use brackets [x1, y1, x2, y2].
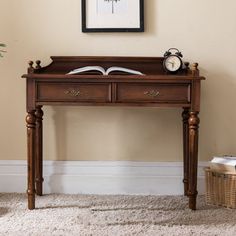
[0, 43, 6, 57]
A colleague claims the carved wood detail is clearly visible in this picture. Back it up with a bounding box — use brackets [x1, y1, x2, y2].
[35, 106, 44, 196]
[188, 111, 200, 210]
[182, 108, 190, 196]
[26, 110, 36, 210]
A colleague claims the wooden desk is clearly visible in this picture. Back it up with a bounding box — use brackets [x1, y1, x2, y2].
[22, 56, 205, 210]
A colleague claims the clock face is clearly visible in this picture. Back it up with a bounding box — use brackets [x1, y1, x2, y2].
[164, 55, 182, 72]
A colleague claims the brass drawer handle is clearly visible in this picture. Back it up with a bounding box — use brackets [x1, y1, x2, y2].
[64, 89, 81, 97]
[144, 90, 160, 97]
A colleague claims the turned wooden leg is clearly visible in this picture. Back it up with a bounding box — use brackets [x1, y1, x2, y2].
[26, 110, 36, 210]
[35, 106, 44, 196]
[188, 111, 200, 210]
[182, 108, 190, 196]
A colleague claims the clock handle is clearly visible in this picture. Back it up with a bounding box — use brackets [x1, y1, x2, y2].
[165, 48, 183, 58]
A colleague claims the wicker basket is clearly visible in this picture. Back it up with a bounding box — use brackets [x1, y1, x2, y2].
[205, 167, 236, 208]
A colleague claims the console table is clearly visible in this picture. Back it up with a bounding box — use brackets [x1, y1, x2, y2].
[22, 56, 205, 210]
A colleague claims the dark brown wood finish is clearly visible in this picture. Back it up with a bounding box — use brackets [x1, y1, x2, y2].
[22, 56, 205, 210]
[116, 83, 190, 103]
[26, 110, 36, 210]
[35, 106, 44, 196]
[182, 108, 190, 196]
[37, 82, 112, 102]
[188, 111, 200, 210]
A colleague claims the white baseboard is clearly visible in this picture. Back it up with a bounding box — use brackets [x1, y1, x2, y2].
[0, 160, 208, 195]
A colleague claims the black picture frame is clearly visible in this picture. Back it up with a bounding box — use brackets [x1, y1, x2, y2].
[82, 0, 144, 33]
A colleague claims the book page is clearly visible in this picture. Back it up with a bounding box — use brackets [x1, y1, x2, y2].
[67, 66, 106, 75]
[106, 66, 144, 75]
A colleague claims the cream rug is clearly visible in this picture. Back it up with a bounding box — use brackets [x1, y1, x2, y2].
[0, 193, 236, 236]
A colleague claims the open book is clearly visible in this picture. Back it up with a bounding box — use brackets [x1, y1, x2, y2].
[67, 66, 144, 76]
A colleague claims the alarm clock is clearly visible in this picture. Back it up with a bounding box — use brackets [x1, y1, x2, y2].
[163, 48, 183, 73]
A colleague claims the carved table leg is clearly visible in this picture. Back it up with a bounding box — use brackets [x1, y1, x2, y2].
[26, 110, 36, 210]
[188, 111, 200, 210]
[35, 106, 44, 196]
[182, 108, 190, 196]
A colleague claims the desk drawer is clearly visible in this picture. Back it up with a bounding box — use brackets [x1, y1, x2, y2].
[37, 82, 112, 102]
[116, 83, 190, 103]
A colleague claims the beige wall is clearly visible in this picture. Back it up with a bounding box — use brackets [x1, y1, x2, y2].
[0, 0, 236, 161]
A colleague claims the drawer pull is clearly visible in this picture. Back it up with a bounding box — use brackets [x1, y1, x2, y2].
[64, 89, 81, 97]
[144, 90, 160, 97]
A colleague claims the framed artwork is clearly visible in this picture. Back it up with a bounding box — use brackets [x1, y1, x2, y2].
[82, 0, 144, 32]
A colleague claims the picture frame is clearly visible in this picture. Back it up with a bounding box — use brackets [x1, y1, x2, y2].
[82, 0, 144, 33]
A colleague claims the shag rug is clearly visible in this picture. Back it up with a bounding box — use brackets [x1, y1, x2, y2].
[0, 193, 236, 236]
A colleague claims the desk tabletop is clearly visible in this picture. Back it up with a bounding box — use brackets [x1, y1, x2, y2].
[22, 56, 205, 81]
